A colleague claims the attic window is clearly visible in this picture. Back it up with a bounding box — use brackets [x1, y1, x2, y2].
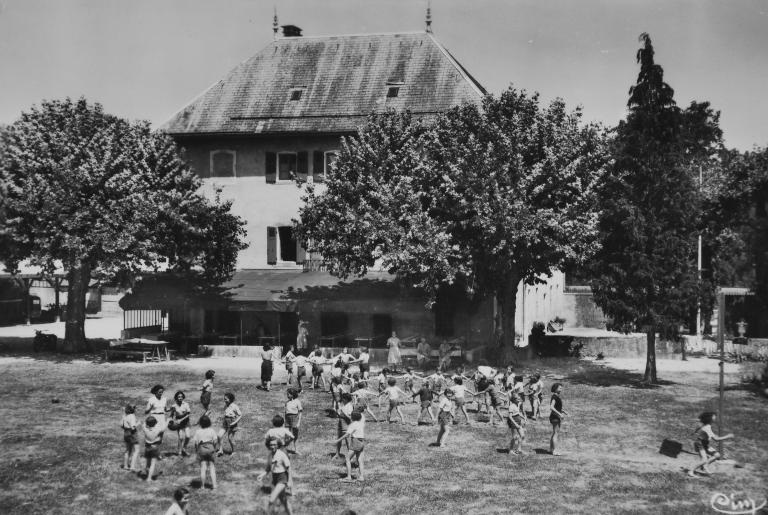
[386, 86, 400, 98]
[290, 89, 303, 101]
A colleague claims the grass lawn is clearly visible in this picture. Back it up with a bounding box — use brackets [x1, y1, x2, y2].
[0, 354, 766, 514]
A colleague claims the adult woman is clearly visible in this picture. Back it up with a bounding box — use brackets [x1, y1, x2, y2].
[386, 331, 401, 372]
[260, 343, 275, 391]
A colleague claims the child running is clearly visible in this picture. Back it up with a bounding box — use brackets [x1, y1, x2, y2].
[142, 415, 164, 481]
[549, 383, 568, 456]
[688, 411, 734, 477]
[164, 487, 190, 515]
[191, 415, 219, 489]
[434, 389, 456, 447]
[169, 391, 191, 456]
[200, 370, 215, 419]
[257, 437, 294, 515]
[121, 404, 139, 471]
[449, 377, 476, 424]
[284, 387, 303, 454]
[380, 377, 409, 424]
[218, 392, 242, 456]
[334, 411, 366, 482]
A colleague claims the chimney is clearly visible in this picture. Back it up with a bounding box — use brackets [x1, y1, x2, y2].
[281, 25, 303, 37]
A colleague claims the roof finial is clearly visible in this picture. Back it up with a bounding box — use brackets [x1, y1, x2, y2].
[273, 6, 279, 40]
[425, 0, 432, 33]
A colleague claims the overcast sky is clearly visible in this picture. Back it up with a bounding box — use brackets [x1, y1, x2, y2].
[1, 0, 766, 150]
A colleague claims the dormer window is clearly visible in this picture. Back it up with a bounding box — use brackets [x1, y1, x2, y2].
[290, 89, 303, 101]
[386, 86, 400, 98]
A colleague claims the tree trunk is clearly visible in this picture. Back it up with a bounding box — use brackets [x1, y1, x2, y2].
[494, 273, 520, 349]
[63, 263, 91, 353]
[643, 330, 658, 383]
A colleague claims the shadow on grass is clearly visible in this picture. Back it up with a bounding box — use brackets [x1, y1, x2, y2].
[566, 364, 677, 389]
[532, 448, 551, 455]
[0, 347, 195, 365]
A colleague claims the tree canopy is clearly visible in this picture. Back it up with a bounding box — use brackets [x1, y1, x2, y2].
[0, 98, 247, 351]
[588, 34, 723, 382]
[297, 88, 609, 348]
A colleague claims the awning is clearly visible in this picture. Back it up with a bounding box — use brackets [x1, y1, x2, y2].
[223, 269, 397, 312]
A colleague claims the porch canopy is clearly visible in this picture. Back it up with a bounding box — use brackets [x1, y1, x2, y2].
[223, 269, 398, 312]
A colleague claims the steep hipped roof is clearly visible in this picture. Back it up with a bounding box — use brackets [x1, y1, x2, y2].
[162, 32, 485, 135]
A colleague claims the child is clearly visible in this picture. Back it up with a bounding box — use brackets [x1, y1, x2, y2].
[294, 352, 309, 391]
[351, 384, 379, 422]
[334, 393, 354, 459]
[260, 343, 275, 391]
[425, 369, 446, 395]
[435, 389, 455, 447]
[449, 377, 476, 424]
[502, 365, 516, 392]
[511, 376, 526, 410]
[121, 404, 139, 471]
[526, 374, 544, 420]
[265, 414, 295, 450]
[218, 392, 242, 456]
[689, 411, 734, 477]
[257, 437, 294, 515]
[169, 391, 191, 456]
[334, 411, 366, 482]
[335, 347, 355, 367]
[507, 392, 525, 455]
[142, 415, 164, 481]
[283, 345, 297, 386]
[329, 376, 343, 415]
[164, 487, 190, 515]
[402, 368, 417, 397]
[284, 388, 303, 454]
[549, 383, 568, 456]
[380, 377, 409, 424]
[356, 347, 371, 379]
[145, 384, 168, 431]
[191, 415, 219, 489]
[200, 370, 215, 418]
[309, 346, 327, 390]
[412, 381, 436, 425]
[476, 376, 508, 426]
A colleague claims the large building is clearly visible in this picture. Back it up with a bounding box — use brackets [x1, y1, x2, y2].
[133, 21, 570, 353]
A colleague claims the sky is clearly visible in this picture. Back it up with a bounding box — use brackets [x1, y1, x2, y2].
[0, 0, 766, 150]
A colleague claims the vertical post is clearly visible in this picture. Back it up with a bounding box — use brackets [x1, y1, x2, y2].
[717, 289, 725, 456]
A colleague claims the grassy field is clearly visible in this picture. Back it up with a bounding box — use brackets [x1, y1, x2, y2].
[0, 353, 766, 515]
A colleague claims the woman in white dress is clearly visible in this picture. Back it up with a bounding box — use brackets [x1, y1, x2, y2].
[386, 331, 402, 371]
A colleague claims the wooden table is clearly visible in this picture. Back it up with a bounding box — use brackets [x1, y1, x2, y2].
[127, 338, 170, 361]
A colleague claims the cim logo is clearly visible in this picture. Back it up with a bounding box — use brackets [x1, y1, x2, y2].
[710, 492, 767, 515]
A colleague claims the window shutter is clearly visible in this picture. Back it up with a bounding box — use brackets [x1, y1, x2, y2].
[296, 238, 306, 264]
[265, 152, 277, 183]
[267, 227, 277, 265]
[312, 151, 325, 183]
[297, 151, 308, 182]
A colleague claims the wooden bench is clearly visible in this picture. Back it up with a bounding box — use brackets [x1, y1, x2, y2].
[105, 347, 152, 363]
[105, 341, 170, 362]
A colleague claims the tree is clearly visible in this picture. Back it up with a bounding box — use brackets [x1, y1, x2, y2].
[297, 88, 609, 349]
[0, 98, 247, 352]
[589, 34, 722, 383]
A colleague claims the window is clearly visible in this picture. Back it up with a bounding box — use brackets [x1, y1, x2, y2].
[312, 150, 337, 183]
[386, 86, 400, 98]
[210, 150, 236, 177]
[289, 89, 303, 101]
[267, 226, 306, 264]
[278, 152, 297, 181]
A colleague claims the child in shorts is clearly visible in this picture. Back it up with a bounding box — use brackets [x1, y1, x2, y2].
[449, 377, 476, 424]
[309, 347, 327, 390]
[142, 415, 164, 481]
[218, 392, 242, 456]
[191, 415, 219, 489]
[412, 382, 436, 425]
[476, 377, 508, 426]
[334, 411, 366, 482]
[257, 437, 294, 515]
[265, 414, 295, 450]
[200, 370, 215, 418]
[283, 345, 297, 386]
[164, 487, 190, 515]
[435, 389, 455, 447]
[121, 404, 139, 471]
[329, 376, 343, 415]
[169, 391, 191, 456]
[355, 347, 371, 379]
[294, 352, 309, 391]
[351, 384, 379, 422]
[284, 388, 303, 454]
[380, 377, 409, 424]
[689, 411, 734, 477]
[549, 383, 568, 456]
[334, 393, 355, 459]
[507, 393, 525, 455]
[526, 374, 544, 420]
[402, 368, 417, 398]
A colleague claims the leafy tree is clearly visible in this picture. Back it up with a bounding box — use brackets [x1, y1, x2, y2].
[0, 98, 247, 352]
[589, 34, 722, 383]
[297, 88, 609, 348]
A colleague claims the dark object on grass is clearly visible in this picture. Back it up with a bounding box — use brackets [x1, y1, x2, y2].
[659, 438, 683, 458]
[51, 398, 60, 403]
[596, 352, 605, 361]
